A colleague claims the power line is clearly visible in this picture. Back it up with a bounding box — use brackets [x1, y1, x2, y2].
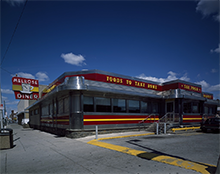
[0, 67, 14, 76]
[0, 0, 28, 67]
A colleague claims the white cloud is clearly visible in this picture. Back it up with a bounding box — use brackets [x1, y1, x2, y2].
[5, 0, 26, 6]
[195, 80, 210, 91]
[195, 80, 220, 92]
[13, 71, 50, 82]
[210, 44, 220, 53]
[14, 72, 35, 79]
[180, 73, 190, 81]
[36, 72, 49, 82]
[137, 71, 190, 84]
[137, 71, 220, 97]
[196, 0, 220, 22]
[1, 89, 14, 94]
[209, 84, 220, 92]
[61, 53, 86, 66]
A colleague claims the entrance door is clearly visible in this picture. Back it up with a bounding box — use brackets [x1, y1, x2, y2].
[166, 102, 174, 113]
[165, 100, 175, 122]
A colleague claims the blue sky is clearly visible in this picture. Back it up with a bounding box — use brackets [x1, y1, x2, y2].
[1, 0, 219, 115]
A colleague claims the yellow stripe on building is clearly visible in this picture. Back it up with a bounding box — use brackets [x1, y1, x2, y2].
[84, 118, 159, 122]
[183, 118, 202, 120]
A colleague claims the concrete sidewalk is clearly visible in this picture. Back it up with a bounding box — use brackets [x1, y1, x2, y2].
[0, 124, 201, 174]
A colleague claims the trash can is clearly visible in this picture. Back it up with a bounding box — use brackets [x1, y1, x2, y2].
[0, 128, 13, 149]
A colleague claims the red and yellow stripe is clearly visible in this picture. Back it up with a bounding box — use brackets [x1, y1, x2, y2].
[41, 115, 69, 125]
[182, 115, 202, 123]
[83, 115, 159, 125]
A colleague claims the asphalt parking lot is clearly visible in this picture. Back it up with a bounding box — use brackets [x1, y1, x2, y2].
[1, 124, 219, 174]
[98, 131, 220, 166]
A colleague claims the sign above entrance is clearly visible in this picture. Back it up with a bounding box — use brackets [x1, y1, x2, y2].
[179, 83, 201, 93]
[12, 77, 39, 100]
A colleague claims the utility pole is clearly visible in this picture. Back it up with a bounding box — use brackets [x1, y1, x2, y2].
[0, 73, 3, 129]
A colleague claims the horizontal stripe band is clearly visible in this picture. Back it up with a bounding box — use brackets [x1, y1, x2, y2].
[84, 118, 159, 122]
[183, 118, 202, 120]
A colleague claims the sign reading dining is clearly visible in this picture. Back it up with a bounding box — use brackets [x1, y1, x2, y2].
[12, 77, 39, 100]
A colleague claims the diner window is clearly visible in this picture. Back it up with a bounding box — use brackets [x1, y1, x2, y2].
[183, 102, 191, 113]
[192, 102, 200, 113]
[128, 100, 140, 113]
[42, 105, 48, 115]
[53, 102, 56, 115]
[64, 97, 69, 113]
[204, 106, 208, 114]
[183, 101, 200, 114]
[113, 99, 126, 113]
[151, 102, 159, 113]
[209, 106, 215, 114]
[34, 109, 38, 115]
[141, 101, 148, 113]
[49, 104, 53, 115]
[96, 97, 111, 112]
[58, 99, 64, 114]
[83, 96, 94, 112]
[209, 107, 213, 114]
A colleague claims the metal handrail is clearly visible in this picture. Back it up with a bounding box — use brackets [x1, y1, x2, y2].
[138, 113, 156, 124]
[157, 112, 179, 123]
[138, 113, 157, 130]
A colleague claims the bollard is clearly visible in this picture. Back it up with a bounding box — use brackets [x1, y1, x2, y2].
[156, 123, 159, 135]
[164, 123, 166, 134]
[95, 125, 98, 139]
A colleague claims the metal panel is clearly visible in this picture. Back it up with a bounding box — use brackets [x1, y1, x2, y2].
[70, 93, 83, 129]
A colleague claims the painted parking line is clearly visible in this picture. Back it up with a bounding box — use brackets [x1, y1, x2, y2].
[87, 133, 216, 174]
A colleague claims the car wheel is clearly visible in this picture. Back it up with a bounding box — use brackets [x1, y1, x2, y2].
[202, 128, 207, 132]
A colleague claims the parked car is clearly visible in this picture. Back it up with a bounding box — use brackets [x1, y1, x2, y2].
[201, 117, 220, 132]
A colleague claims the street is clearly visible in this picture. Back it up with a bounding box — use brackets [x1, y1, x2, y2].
[0, 124, 219, 174]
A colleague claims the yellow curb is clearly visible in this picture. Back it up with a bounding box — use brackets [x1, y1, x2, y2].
[97, 132, 155, 141]
[88, 134, 216, 174]
[172, 127, 200, 132]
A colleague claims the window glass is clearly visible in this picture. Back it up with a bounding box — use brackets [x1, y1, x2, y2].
[209, 107, 213, 114]
[58, 99, 64, 114]
[183, 102, 191, 113]
[152, 102, 159, 113]
[42, 105, 48, 115]
[49, 104, 53, 115]
[113, 99, 126, 112]
[34, 109, 38, 115]
[53, 102, 56, 115]
[64, 97, 69, 113]
[96, 97, 111, 112]
[166, 102, 173, 112]
[141, 101, 148, 113]
[83, 96, 94, 112]
[192, 102, 199, 113]
[204, 106, 208, 114]
[128, 100, 140, 113]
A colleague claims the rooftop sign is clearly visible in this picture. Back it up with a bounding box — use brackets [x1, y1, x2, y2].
[179, 83, 201, 93]
[12, 77, 39, 100]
